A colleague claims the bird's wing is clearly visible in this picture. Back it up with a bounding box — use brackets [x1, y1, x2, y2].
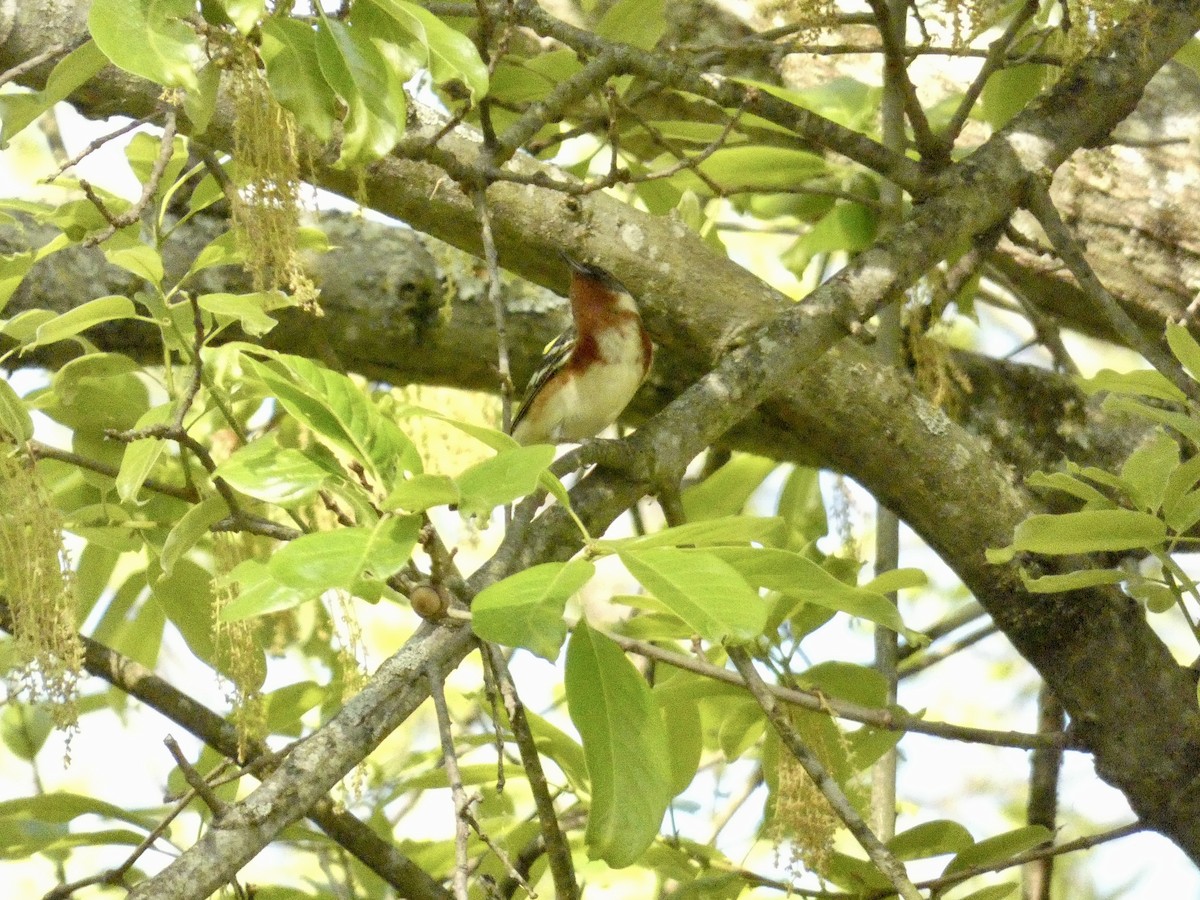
[509, 329, 576, 435]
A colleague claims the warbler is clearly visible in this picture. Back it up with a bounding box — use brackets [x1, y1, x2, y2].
[509, 256, 652, 445]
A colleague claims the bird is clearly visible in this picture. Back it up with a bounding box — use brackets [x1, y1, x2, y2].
[509, 255, 653, 446]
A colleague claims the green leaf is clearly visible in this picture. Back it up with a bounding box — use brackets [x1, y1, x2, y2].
[0, 705, 52, 761]
[364, 0, 489, 97]
[27, 295, 137, 349]
[1079, 368, 1185, 403]
[596, 515, 785, 552]
[1008, 509, 1167, 554]
[784, 202, 878, 274]
[115, 402, 175, 503]
[456, 445, 556, 517]
[596, 0, 666, 50]
[1026, 470, 1114, 507]
[1120, 430, 1180, 512]
[88, 0, 205, 91]
[382, 474, 461, 512]
[618, 547, 767, 642]
[263, 680, 324, 736]
[199, 292, 294, 337]
[210, 0, 264, 34]
[473, 560, 594, 660]
[566, 621, 672, 868]
[1020, 568, 1126, 593]
[269, 517, 419, 595]
[213, 435, 329, 506]
[979, 64, 1047, 127]
[1167, 322, 1200, 383]
[943, 825, 1052, 875]
[954, 884, 1019, 900]
[314, 14, 404, 165]
[802, 660, 887, 707]
[888, 820, 974, 860]
[696, 146, 827, 192]
[218, 558, 309, 620]
[106, 243, 164, 285]
[863, 567, 927, 596]
[243, 351, 419, 483]
[681, 454, 777, 521]
[778, 465, 827, 543]
[0, 41, 108, 146]
[1103, 395, 1200, 448]
[0, 378, 32, 442]
[707, 546, 919, 640]
[524, 711, 589, 793]
[657, 690, 702, 795]
[260, 18, 339, 142]
[159, 495, 226, 577]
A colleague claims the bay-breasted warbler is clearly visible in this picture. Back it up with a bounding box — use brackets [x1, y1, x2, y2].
[509, 256, 652, 445]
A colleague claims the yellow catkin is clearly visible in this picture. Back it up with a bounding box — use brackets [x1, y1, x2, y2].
[0, 451, 83, 752]
[228, 46, 319, 310]
[212, 532, 266, 761]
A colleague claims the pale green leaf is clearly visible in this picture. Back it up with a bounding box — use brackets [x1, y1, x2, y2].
[364, 0, 489, 97]
[269, 517, 419, 594]
[382, 474, 461, 512]
[1120, 430, 1180, 512]
[28, 295, 137, 348]
[596, 0, 666, 50]
[218, 559, 310, 620]
[159, 495, 226, 578]
[863, 567, 927, 596]
[1079, 368, 1185, 403]
[456, 445, 556, 517]
[943, 825, 1052, 875]
[681, 454, 777, 521]
[115, 403, 175, 503]
[106, 244, 164, 285]
[213, 435, 329, 506]
[619, 547, 767, 642]
[88, 0, 205, 91]
[473, 560, 594, 660]
[0, 378, 32, 442]
[1020, 568, 1126, 593]
[596, 515, 785, 552]
[260, 18, 339, 142]
[1167, 322, 1200, 383]
[1010, 509, 1166, 554]
[0, 41, 107, 146]
[199, 291, 294, 337]
[566, 622, 672, 868]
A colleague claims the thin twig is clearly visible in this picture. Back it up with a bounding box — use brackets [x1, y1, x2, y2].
[165, 735, 230, 818]
[49, 116, 156, 181]
[428, 661, 472, 900]
[608, 631, 1073, 750]
[483, 642, 579, 900]
[28, 440, 199, 502]
[897, 622, 999, 678]
[864, 0, 938, 164]
[43, 786, 197, 899]
[1026, 179, 1196, 398]
[473, 188, 514, 433]
[726, 646, 923, 900]
[940, 0, 1040, 149]
[896, 600, 986, 659]
[1024, 685, 1065, 900]
[82, 103, 180, 247]
[0, 41, 70, 89]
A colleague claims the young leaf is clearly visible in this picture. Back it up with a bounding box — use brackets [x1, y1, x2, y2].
[1079, 368, 1186, 403]
[681, 453, 777, 521]
[363, 0, 489, 97]
[383, 474, 461, 512]
[455, 445, 556, 517]
[217, 558, 310, 620]
[159, 495, 227, 578]
[212, 435, 328, 506]
[1009, 509, 1166, 554]
[942, 825, 1052, 875]
[1166, 321, 1200, 383]
[1119, 430, 1179, 512]
[566, 621, 672, 868]
[887, 820, 975, 861]
[268, 516, 419, 595]
[618, 547, 767, 642]
[88, 0, 205, 91]
[115, 403, 175, 503]
[472, 560, 594, 661]
[261, 18, 339, 142]
[706, 546, 919, 640]
[0, 378, 32, 442]
[0, 41, 108, 146]
[1019, 568, 1126, 593]
[596, 515, 785, 552]
[28, 295, 137, 349]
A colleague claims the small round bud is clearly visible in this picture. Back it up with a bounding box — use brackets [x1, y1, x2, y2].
[410, 584, 449, 620]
